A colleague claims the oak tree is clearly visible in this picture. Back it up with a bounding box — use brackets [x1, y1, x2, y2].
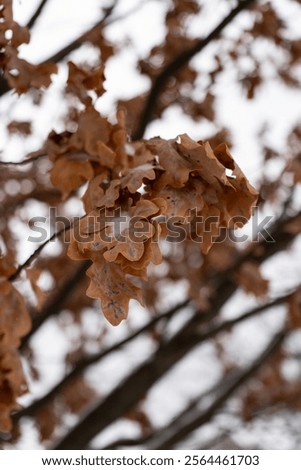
[0, 0, 301, 450]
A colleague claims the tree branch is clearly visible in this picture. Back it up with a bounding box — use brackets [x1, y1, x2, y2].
[0, 75, 11, 96]
[133, 0, 258, 139]
[100, 436, 149, 450]
[18, 290, 288, 423]
[17, 210, 301, 435]
[20, 260, 90, 350]
[153, 328, 288, 449]
[0, 1, 119, 98]
[0, 153, 46, 166]
[8, 225, 71, 282]
[15, 298, 189, 420]
[53, 209, 297, 449]
[26, 0, 49, 29]
[8, 213, 87, 282]
[53, 284, 291, 450]
[42, 2, 117, 64]
[113, 328, 286, 450]
[97, 296, 293, 449]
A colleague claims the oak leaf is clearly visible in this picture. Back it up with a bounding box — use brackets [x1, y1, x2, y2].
[67, 61, 105, 101]
[236, 261, 269, 297]
[86, 258, 144, 326]
[69, 106, 110, 155]
[0, 281, 31, 348]
[121, 164, 157, 193]
[82, 173, 107, 213]
[103, 200, 159, 263]
[50, 157, 94, 200]
[0, 281, 30, 432]
[5, 49, 57, 94]
[214, 143, 259, 220]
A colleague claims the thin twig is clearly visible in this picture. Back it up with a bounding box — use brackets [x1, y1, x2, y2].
[99, 302, 291, 450]
[0, 153, 46, 166]
[52, 286, 291, 450]
[21, 260, 91, 349]
[153, 329, 288, 449]
[15, 298, 190, 420]
[8, 223, 72, 282]
[133, 0, 257, 139]
[0, 1, 119, 98]
[16, 211, 301, 428]
[52, 206, 299, 450]
[44, 1, 118, 64]
[26, 0, 49, 29]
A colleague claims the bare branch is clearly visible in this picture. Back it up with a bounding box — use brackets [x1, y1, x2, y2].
[44, 0, 155, 65]
[26, 0, 49, 30]
[0, 150, 98, 167]
[52, 286, 291, 450]
[112, 328, 286, 450]
[0, 153, 46, 166]
[15, 211, 301, 433]
[97, 296, 293, 449]
[15, 299, 189, 420]
[0, 1, 119, 98]
[8, 225, 71, 282]
[53, 218, 297, 450]
[20, 260, 90, 350]
[18, 290, 287, 422]
[153, 328, 287, 449]
[133, 0, 258, 139]
[7, 211, 84, 283]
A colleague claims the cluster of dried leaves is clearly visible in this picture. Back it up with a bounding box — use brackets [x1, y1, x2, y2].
[53, 96, 258, 325]
[0, 1, 57, 94]
[0, 0, 301, 449]
[0, 260, 31, 431]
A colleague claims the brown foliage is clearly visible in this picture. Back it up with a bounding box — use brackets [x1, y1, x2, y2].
[0, 279, 31, 431]
[0, 0, 301, 450]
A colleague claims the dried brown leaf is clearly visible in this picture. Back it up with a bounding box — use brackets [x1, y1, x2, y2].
[86, 258, 145, 325]
[236, 261, 269, 297]
[50, 157, 94, 200]
[7, 120, 31, 135]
